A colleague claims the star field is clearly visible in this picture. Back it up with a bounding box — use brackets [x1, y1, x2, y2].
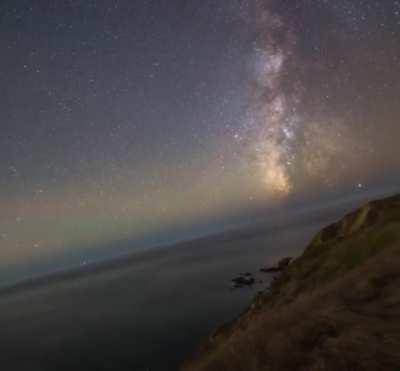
[0, 0, 399, 282]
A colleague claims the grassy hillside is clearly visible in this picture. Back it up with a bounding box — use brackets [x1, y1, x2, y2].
[183, 194, 400, 371]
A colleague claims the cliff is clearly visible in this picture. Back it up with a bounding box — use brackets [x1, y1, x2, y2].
[183, 194, 400, 371]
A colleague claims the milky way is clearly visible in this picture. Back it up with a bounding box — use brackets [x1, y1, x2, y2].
[0, 0, 399, 281]
[245, 2, 299, 195]
[238, 0, 399, 197]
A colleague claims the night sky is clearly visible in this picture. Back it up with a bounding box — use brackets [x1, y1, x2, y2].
[1, 0, 400, 281]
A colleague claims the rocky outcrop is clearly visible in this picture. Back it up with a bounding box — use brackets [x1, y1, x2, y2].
[310, 194, 400, 246]
[231, 273, 255, 288]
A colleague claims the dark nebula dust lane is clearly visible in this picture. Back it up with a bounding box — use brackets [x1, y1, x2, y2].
[0, 0, 399, 280]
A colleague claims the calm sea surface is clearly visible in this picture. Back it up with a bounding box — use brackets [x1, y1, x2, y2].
[0, 213, 340, 371]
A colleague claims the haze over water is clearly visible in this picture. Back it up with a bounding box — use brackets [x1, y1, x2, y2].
[0, 205, 352, 371]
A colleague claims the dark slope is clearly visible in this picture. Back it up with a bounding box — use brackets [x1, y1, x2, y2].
[183, 194, 400, 371]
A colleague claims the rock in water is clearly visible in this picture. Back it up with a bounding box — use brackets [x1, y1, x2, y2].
[231, 274, 255, 288]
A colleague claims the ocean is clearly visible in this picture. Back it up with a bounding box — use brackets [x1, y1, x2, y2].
[0, 208, 344, 371]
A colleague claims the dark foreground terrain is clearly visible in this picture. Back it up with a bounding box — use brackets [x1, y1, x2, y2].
[183, 194, 400, 371]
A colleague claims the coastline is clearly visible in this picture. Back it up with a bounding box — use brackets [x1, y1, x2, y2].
[0, 204, 349, 371]
[182, 194, 400, 371]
